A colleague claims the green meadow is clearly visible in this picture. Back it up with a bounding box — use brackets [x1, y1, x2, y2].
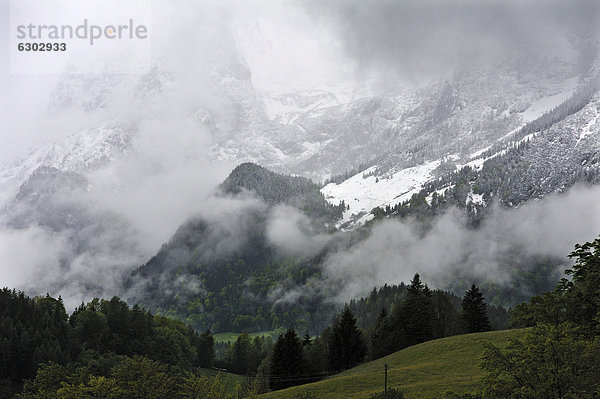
[258, 329, 528, 399]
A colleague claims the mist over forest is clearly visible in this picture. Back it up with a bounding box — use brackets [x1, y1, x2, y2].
[1, 0, 600, 398]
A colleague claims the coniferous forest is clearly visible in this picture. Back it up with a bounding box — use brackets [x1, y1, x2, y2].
[3, 236, 600, 397]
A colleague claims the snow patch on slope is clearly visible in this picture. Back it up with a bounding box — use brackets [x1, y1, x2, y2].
[466, 191, 484, 206]
[321, 160, 441, 228]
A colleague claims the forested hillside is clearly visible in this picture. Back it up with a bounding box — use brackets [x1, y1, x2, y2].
[257, 236, 600, 399]
[128, 160, 564, 335]
[221, 163, 344, 226]
[208, 274, 506, 394]
[0, 291, 216, 397]
[3, 236, 599, 398]
[0, 276, 496, 397]
[128, 163, 344, 334]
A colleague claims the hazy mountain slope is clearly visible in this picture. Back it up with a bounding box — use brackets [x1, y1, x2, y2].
[323, 74, 600, 227]
[128, 163, 342, 333]
[415, 81, 600, 211]
[0, 166, 143, 301]
[5, 40, 587, 189]
[251, 55, 581, 179]
[221, 163, 343, 226]
[0, 127, 130, 206]
[2, 38, 595, 199]
[2, 166, 89, 230]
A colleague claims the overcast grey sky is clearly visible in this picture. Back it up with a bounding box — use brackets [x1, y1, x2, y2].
[304, 0, 600, 84]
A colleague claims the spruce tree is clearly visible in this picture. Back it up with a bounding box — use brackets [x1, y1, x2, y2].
[370, 308, 396, 359]
[328, 306, 367, 372]
[392, 274, 434, 347]
[269, 328, 304, 390]
[408, 273, 424, 294]
[462, 284, 491, 333]
[302, 332, 311, 347]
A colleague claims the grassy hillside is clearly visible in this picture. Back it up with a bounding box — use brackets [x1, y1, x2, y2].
[197, 368, 246, 396]
[258, 329, 528, 399]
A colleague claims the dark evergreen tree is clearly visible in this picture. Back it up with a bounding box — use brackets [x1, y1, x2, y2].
[269, 328, 304, 390]
[392, 274, 434, 347]
[370, 308, 396, 360]
[0, 289, 71, 395]
[195, 330, 215, 368]
[328, 306, 367, 372]
[302, 332, 311, 347]
[430, 290, 461, 338]
[224, 332, 260, 375]
[462, 284, 491, 333]
[408, 273, 424, 294]
[347, 283, 408, 330]
[302, 333, 329, 383]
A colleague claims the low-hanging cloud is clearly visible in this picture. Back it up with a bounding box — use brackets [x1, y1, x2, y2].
[0, 226, 68, 291]
[0, 1, 254, 308]
[304, 0, 600, 86]
[320, 184, 600, 303]
[0, 216, 145, 309]
[266, 205, 332, 258]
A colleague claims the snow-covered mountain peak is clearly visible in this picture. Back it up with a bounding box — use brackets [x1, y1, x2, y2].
[0, 126, 130, 205]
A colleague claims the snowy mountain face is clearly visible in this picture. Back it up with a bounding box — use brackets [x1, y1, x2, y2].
[207, 49, 591, 188]
[2, 166, 98, 235]
[471, 86, 600, 204]
[318, 56, 600, 226]
[0, 126, 130, 208]
[1, 31, 599, 231]
[1, 127, 130, 182]
[0, 29, 256, 204]
[0, 64, 174, 206]
[310, 60, 578, 172]
[321, 82, 600, 228]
